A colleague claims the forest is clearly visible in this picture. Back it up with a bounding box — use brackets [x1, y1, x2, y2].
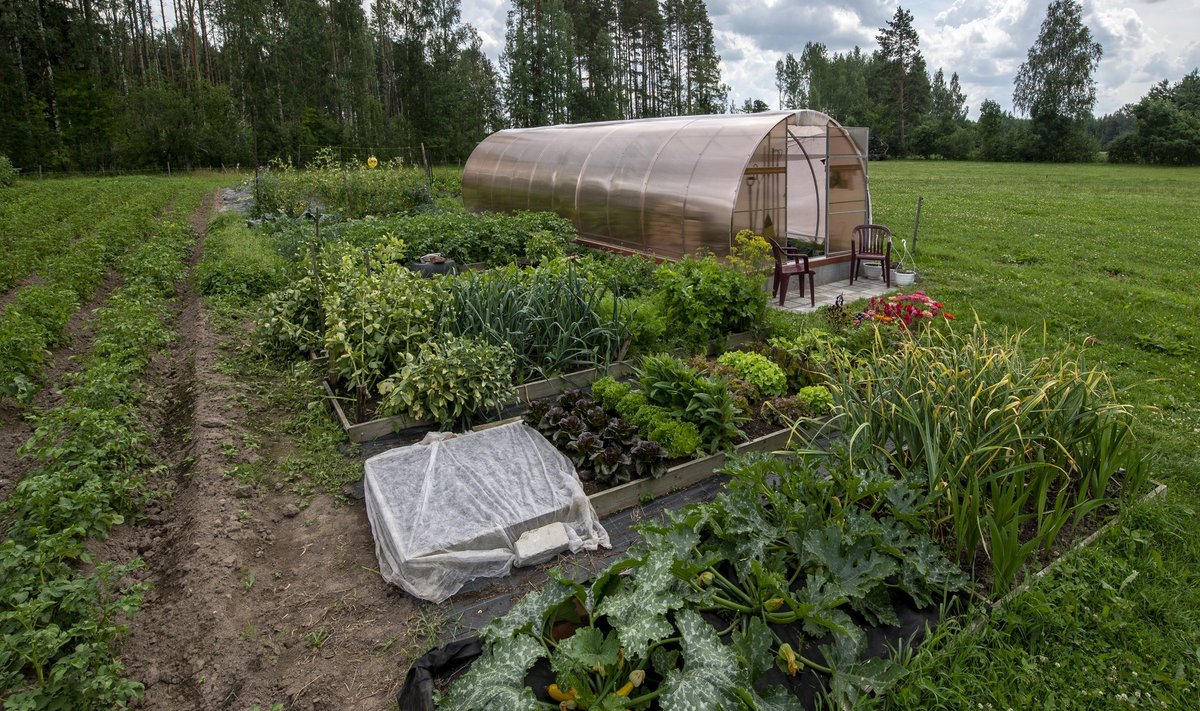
[1, 0, 1197, 171]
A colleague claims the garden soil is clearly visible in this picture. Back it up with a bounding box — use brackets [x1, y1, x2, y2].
[98, 192, 426, 710]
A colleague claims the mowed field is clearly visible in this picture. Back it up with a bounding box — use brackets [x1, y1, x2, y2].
[868, 161, 1200, 709]
[1, 162, 1198, 710]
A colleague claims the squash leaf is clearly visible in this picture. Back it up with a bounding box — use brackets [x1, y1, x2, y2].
[595, 549, 685, 659]
[440, 635, 545, 710]
[803, 526, 897, 601]
[818, 627, 905, 707]
[732, 616, 774, 680]
[660, 610, 745, 710]
[550, 627, 620, 677]
[898, 535, 969, 608]
[481, 575, 582, 643]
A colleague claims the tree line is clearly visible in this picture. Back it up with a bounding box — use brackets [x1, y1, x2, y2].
[0, 0, 725, 171]
[770, 1, 1198, 164]
[2, 0, 1195, 170]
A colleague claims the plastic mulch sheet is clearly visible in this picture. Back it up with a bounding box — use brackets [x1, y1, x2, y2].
[363, 422, 610, 603]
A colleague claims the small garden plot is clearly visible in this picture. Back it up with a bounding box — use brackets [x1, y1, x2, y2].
[408, 454, 969, 710]
[403, 292, 1153, 709]
[522, 347, 835, 505]
[259, 216, 771, 441]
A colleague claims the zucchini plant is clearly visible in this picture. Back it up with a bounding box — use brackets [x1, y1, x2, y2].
[440, 453, 967, 709]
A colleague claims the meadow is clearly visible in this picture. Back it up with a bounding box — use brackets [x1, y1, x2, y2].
[867, 161, 1200, 708]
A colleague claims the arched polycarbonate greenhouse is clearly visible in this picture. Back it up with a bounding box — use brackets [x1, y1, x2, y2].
[462, 110, 871, 263]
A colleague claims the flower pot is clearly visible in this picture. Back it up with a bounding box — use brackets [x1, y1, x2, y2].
[894, 270, 916, 286]
[861, 263, 882, 280]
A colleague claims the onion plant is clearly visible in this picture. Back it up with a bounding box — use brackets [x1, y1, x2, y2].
[810, 322, 1151, 593]
[440, 263, 632, 383]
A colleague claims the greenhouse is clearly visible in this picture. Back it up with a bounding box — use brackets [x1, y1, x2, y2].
[462, 110, 871, 262]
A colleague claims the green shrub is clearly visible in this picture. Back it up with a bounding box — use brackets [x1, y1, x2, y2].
[573, 251, 661, 297]
[252, 149, 436, 219]
[716, 350, 787, 397]
[311, 208, 577, 267]
[795, 385, 833, 414]
[377, 335, 515, 428]
[655, 254, 766, 349]
[525, 230, 569, 263]
[590, 376, 631, 410]
[196, 214, 287, 300]
[609, 294, 667, 354]
[0, 310, 48, 401]
[12, 286, 78, 349]
[258, 275, 323, 354]
[0, 154, 15, 187]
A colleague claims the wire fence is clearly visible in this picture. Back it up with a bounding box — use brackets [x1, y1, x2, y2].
[12, 164, 246, 180]
[295, 144, 464, 168]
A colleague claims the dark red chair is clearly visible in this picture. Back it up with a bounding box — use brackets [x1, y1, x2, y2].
[850, 224, 893, 287]
[767, 237, 815, 307]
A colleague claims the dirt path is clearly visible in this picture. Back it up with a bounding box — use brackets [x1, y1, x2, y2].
[110, 193, 424, 711]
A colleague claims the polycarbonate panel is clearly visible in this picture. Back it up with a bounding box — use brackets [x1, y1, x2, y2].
[462, 111, 870, 260]
[826, 124, 870, 255]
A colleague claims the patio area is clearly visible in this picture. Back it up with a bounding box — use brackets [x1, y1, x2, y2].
[772, 274, 896, 313]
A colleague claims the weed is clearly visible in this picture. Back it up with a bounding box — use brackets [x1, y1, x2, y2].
[304, 627, 330, 649]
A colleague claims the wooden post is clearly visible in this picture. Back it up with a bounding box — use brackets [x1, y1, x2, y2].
[912, 196, 923, 256]
[420, 142, 432, 188]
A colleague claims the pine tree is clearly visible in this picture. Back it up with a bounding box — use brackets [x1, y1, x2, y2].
[502, 0, 578, 127]
[872, 6, 931, 155]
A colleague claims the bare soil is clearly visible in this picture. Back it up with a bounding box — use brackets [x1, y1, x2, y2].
[103, 193, 426, 711]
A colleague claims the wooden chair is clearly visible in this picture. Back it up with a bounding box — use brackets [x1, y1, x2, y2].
[850, 224, 893, 287]
[767, 237, 815, 307]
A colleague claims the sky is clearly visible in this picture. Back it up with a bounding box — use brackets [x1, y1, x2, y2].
[459, 0, 1200, 119]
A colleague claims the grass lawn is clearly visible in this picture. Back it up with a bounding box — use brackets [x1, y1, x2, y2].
[865, 161, 1200, 709]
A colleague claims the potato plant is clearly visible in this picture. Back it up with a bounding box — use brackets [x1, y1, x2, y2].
[0, 193, 207, 708]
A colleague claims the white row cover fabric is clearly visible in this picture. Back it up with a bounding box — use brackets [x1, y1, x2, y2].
[363, 422, 610, 603]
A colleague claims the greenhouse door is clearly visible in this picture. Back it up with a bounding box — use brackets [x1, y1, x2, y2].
[824, 125, 870, 256]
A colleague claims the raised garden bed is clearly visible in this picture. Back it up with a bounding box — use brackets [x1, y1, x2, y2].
[324, 332, 757, 443]
[398, 476, 1167, 711]
[589, 426, 791, 516]
[323, 361, 637, 443]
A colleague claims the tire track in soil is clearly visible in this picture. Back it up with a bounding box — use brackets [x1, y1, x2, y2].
[109, 193, 422, 711]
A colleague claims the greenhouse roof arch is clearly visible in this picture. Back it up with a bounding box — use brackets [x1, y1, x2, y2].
[462, 110, 871, 261]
